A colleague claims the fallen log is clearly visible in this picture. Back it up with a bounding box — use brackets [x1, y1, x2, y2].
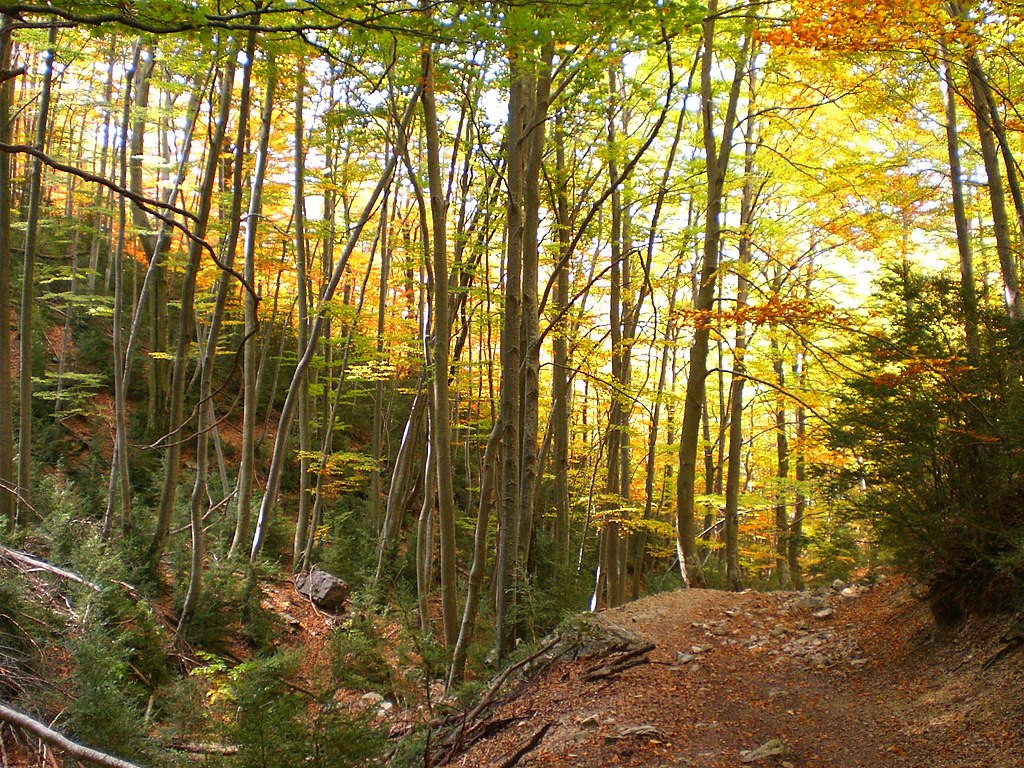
[0, 546, 101, 591]
[0, 702, 143, 768]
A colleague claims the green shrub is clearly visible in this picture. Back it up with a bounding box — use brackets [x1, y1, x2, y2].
[228, 654, 307, 768]
[66, 628, 151, 763]
[330, 611, 394, 694]
[829, 265, 1024, 619]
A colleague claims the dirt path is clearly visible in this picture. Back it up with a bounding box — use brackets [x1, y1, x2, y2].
[446, 578, 1024, 767]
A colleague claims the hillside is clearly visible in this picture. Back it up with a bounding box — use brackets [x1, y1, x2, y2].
[435, 577, 1024, 767]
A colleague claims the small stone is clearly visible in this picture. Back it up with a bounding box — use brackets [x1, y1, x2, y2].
[676, 652, 697, 664]
[841, 586, 862, 599]
[360, 692, 384, 707]
[579, 714, 600, 730]
[741, 738, 789, 763]
[812, 608, 834, 620]
[772, 625, 790, 637]
[832, 579, 847, 590]
[615, 724, 663, 740]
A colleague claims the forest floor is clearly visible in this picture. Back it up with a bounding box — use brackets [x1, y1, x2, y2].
[434, 576, 1024, 768]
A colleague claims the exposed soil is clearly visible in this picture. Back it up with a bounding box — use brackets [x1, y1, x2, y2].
[441, 577, 1024, 767]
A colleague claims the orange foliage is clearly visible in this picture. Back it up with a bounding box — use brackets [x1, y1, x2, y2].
[761, 0, 970, 54]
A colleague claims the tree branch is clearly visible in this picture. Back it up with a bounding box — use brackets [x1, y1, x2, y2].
[0, 703, 143, 768]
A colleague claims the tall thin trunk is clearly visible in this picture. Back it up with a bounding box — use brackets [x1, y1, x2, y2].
[723, 68, 758, 592]
[421, 45, 459, 648]
[677, 2, 753, 588]
[226, 28, 260, 559]
[292, 61, 313, 571]
[250, 85, 423, 563]
[495, 60, 526, 660]
[0, 17, 15, 530]
[517, 43, 554, 580]
[147, 49, 235, 570]
[16, 25, 57, 525]
[86, 38, 115, 293]
[552, 114, 572, 575]
[938, 39, 980, 361]
[966, 54, 1023, 321]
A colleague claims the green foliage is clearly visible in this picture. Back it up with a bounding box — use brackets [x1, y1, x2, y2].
[228, 654, 308, 768]
[176, 558, 279, 653]
[225, 652, 387, 768]
[67, 627, 151, 763]
[330, 610, 394, 694]
[829, 265, 1024, 618]
[803, 523, 863, 584]
[90, 587, 173, 689]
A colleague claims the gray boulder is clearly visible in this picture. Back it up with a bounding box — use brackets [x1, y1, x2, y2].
[295, 567, 350, 610]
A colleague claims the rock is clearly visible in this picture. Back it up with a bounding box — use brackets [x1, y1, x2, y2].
[294, 567, 350, 610]
[579, 714, 600, 730]
[840, 586, 862, 599]
[832, 578, 847, 590]
[676, 652, 697, 664]
[280, 611, 302, 630]
[741, 738, 789, 763]
[790, 594, 829, 611]
[812, 608, 834, 620]
[609, 724, 663, 741]
[359, 692, 384, 707]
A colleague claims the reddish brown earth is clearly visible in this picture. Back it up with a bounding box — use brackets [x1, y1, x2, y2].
[443, 578, 1024, 768]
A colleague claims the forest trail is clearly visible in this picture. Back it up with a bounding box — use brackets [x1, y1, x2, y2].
[444, 578, 1024, 767]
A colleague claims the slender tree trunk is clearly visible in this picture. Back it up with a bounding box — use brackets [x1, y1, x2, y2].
[147, 50, 235, 570]
[723, 69, 758, 592]
[292, 61, 313, 571]
[677, 2, 753, 588]
[421, 45, 459, 648]
[16, 24, 57, 524]
[517, 43, 554, 582]
[251, 86, 424, 563]
[225, 29, 260, 559]
[495, 59, 526, 660]
[552, 115, 572, 576]
[938, 39, 980, 361]
[0, 17, 15, 530]
[104, 45, 139, 540]
[965, 54, 1023, 321]
[87, 38, 115, 294]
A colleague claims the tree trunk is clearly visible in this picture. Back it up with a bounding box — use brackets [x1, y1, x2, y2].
[16, 24, 57, 525]
[676, 1, 753, 588]
[147, 48, 235, 571]
[421, 44, 459, 648]
[250, 85, 424, 563]
[495, 60, 526, 660]
[965, 53, 1023, 321]
[723, 68, 758, 592]
[0, 17, 15, 530]
[226, 28, 260, 559]
[938, 39, 980, 362]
